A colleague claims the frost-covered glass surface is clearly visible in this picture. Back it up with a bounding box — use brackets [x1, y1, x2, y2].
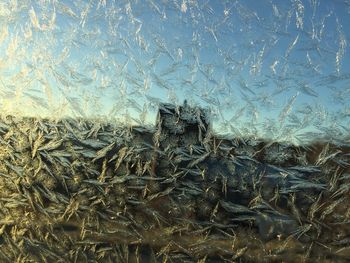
[2, 2, 350, 262]
[0, 0, 349, 144]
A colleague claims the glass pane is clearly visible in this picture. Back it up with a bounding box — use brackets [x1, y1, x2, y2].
[0, 1, 349, 262]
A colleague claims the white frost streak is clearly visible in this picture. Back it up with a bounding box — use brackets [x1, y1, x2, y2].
[270, 60, 279, 75]
[0, 26, 8, 45]
[293, 0, 304, 29]
[279, 92, 299, 124]
[335, 19, 347, 75]
[29, 7, 41, 30]
[6, 33, 19, 57]
[285, 35, 299, 58]
[181, 0, 188, 13]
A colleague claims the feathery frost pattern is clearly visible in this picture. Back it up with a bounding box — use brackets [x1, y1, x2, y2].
[0, 0, 350, 262]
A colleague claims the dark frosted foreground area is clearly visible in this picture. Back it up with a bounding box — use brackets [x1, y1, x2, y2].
[0, 105, 349, 262]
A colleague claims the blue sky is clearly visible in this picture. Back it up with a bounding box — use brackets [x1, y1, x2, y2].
[0, 0, 349, 144]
